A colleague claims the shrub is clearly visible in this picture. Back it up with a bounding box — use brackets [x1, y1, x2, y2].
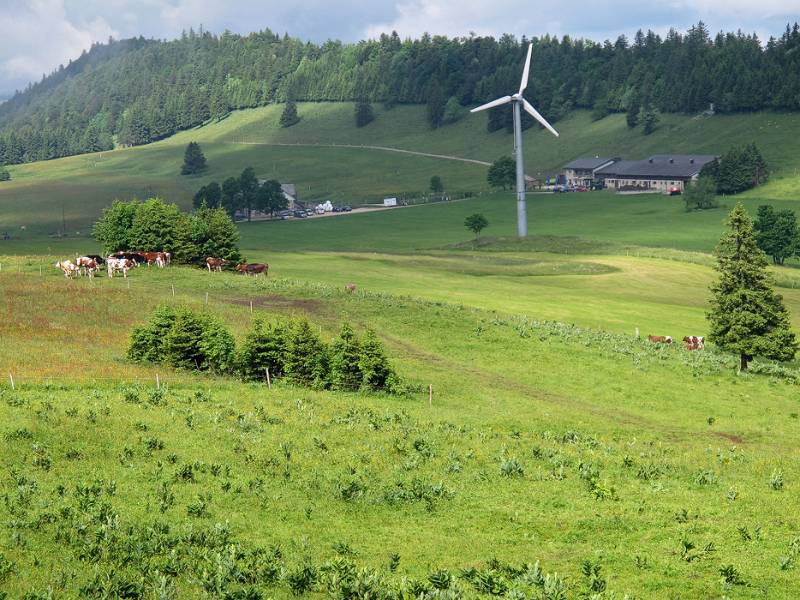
[329, 322, 363, 391]
[284, 319, 329, 388]
[239, 320, 290, 381]
[128, 306, 236, 374]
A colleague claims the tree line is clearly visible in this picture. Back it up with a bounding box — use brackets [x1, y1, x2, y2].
[192, 166, 288, 220]
[1, 22, 800, 164]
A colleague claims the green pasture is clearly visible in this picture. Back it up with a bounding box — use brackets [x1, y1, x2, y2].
[1, 264, 799, 598]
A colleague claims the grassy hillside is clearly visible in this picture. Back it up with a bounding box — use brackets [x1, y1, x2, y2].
[0, 103, 798, 242]
[1, 262, 800, 598]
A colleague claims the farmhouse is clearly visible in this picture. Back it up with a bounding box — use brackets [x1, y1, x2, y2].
[595, 155, 717, 192]
[563, 156, 618, 187]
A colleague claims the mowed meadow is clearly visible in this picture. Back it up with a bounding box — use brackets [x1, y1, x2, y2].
[2, 101, 800, 597]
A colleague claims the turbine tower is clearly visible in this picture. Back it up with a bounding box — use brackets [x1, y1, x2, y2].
[470, 43, 559, 237]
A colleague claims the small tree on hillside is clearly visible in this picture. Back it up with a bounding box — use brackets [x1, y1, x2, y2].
[443, 96, 463, 124]
[641, 107, 659, 135]
[487, 156, 516, 190]
[0, 165, 10, 181]
[284, 319, 329, 388]
[430, 175, 444, 194]
[181, 142, 207, 175]
[93, 199, 140, 253]
[465, 213, 489, 239]
[754, 205, 798, 265]
[190, 204, 242, 264]
[239, 319, 290, 381]
[354, 101, 375, 127]
[280, 101, 300, 128]
[707, 204, 797, 371]
[329, 322, 363, 391]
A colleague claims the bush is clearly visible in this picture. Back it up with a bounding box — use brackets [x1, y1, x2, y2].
[239, 320, 290, 381]
[129, 306, 236, 374]
[284, 319, 329, 388]
[0, 165, 10, 181]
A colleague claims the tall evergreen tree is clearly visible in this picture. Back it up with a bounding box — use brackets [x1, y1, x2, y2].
[279, 101, 300, 128]
[641, 107, 659, 134]
[181, 141, 207, 175]
[426, 82, 446, 129]
[238, 166, 259, 221]
[329, 322, 363, 391]
[221, 176, 242, 217]
[354, 101, 375, 127]
[707, 204, 797, 371]
[626, 94, 641, 128]
[0, 165, 10, 182]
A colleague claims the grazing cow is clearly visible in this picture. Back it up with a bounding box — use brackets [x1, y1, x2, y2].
[345, 283, 357, 293]
[683, 336, 705, 350]
[84, 254, 105, 265]
[55, 260, 79, 278]
[647, 335, 673, 344]
[206, 257, 227, 272]
[235, 263, 269, 277]
[107, 257, 135, 278]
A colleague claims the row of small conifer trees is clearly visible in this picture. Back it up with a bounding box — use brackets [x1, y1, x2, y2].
[128, 306, 401, 393]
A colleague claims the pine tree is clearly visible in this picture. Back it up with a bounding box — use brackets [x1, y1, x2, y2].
[354, 101, 375, 127]
[626, 94, 640, 128]
[239, 319, 289, 380]
[238, 166, 259, 221]
[0, 165, 10, 182]
[358, 329, 396, 391]
[280, 101, 300, 128]
[426, 82, 446, 129]
[430, 175, 443, 194]
[641, 107, 659, 134]
[181, 141, 207, 175]
[221, 177, 241, 217]
[707, 204, 797, 371]
[329, 322, 363, 391]
[284, 319, 329, 388]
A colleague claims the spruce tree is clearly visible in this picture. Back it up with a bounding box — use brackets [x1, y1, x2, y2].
[626, 96, 640, 128]
[641, 107, 659, 134]
[0, 165, 10, 181]
[329, 322, 363, 391]
[284, 319, 328, 388]
[280, 101, 300, 128]
[707, 204, 797, 371]
[181, 141, 207, 175]
[358, 329, 396, 391]
[238, 166, 259, 220]
[354, 101, 375, 127]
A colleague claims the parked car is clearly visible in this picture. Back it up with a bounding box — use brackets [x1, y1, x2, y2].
[342, 205, 352, 212]
[668, 186, 682, 195]
[552, 185, 570, 193]
[293, 210, 307, 218]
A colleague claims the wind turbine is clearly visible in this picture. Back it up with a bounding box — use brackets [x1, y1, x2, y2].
[470, 43, 559, 237]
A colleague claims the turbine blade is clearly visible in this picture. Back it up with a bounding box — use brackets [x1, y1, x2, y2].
[470, 96, 513, 113]
[519, 43, 533, 95]
[522, 98, 560, 137]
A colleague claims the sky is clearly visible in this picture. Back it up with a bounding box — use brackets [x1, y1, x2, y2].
[1, 0, 799, 96]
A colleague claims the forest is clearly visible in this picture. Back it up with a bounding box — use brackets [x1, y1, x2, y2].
[0, 22, 799, 165]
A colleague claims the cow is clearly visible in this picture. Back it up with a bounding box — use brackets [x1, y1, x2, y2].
[647, 335, 673, 344]
[345, 283, 357, 293]
[206, 257, 227, 272]
[84, 254, 105, 265]
[107, 257, 136, 278]
[235, 262, 269, 277]
[139, 251, 169, 268]
[111, 252, 147, 265]
[75, 257, 100, 279]
[683, 336, 705, 350]
[55, 260, 79, 278]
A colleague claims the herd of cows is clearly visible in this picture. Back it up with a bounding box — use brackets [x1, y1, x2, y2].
[54, 252, 269, 278]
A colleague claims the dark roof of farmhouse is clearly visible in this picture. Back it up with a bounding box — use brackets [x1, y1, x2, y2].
[564, 157, 617, 170]
[596, 155, 717, 178]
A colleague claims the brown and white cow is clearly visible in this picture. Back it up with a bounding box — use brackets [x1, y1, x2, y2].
[235, 263, 269, 277]
[138, 251, 168, 268]
[345, 283, 357, 293]
[55, 260, 79, 278]
[647, 335, 673, 344]
[206, 257, 227, 272]
[683, 336, 705, 350]
[75, 256, 100, 279]
[107, 257, 136, 278]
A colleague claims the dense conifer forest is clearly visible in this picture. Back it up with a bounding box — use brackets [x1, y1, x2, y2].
[1, 22, 799, 165]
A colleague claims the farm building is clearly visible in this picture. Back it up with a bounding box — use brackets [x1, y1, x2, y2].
[563, 157, 618, 187]
[595, 155, 717, 192]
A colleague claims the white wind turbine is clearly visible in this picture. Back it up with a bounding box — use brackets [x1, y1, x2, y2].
[470, 43, 559, 237]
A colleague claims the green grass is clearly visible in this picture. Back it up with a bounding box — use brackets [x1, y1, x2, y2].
[1, 264, 800, 598]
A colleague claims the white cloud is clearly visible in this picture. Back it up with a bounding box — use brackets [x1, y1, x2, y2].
[0, 0, 116, 89]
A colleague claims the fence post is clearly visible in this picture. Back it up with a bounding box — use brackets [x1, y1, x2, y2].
[156, 373, 160, 390]
[428, 384, 433, 407]
[205, 292, 209, 305]
[9, 374, 14, 390]
[171, 284, 175, 297]
[266, 368, 271, 390]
